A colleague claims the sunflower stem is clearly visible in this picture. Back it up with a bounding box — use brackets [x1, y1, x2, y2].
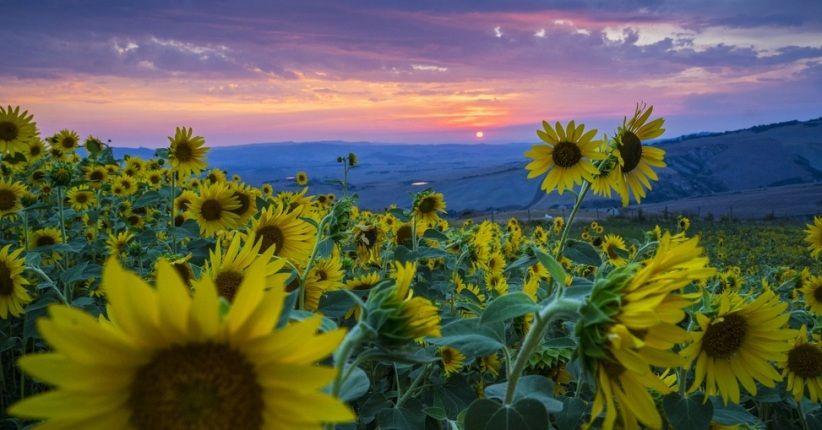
[504, 296, 579, 405]
[297, 209, 334, 310]
[170, 171, 177, 255]
[395, 364, 430, 408]
[330, 323, 366, 399]
[56, 186, 68, 259]
[555, 181, 590, 260]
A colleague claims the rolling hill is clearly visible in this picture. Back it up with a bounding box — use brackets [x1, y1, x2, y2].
[115, 117, 822, 217]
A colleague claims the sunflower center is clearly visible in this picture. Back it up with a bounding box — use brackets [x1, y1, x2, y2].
[551, 141, 582, 168]
[396, 225, 412, 246]
[441, 348, 455, 363]
[363, 227, 379, 248]
[606, 245, 618, 260]
[36, 235, 56, 247]
[75, 193, 88, 204]
[129, 343, 263, 430]
[418, 197, 436, 214]
[0, 121, 18, 142]
[788, 344, 822, 379]
[174, 142, 194, 162]
[702, 313, 747, 359]
[619, 132, 643, 173]
[61, 137, 75, 149]
[29, 145, 41, 156]
[174, 214, 186, 227]
[215, 270, 244, 301]
[0, 189, 17, 211]
[0, 261, 14, 296]
[230, 192, 250, 216]
[89, 170, 104, 181]
[172, 262, 193, 286]
[814, 286, 822, 304]
[200, 199, 223, 221]
[255, 225, 285, 254]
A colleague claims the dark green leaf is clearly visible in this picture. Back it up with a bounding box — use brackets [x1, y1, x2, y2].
[532, 246, 566, 287]
[339, 366, 370, 402]
[429, 319, 504, 357]
[485, 375, 563, 414]
[464, 398, 502, 430]
[481, 292, 540, 325]
[663, 393, 712, 430]
[563, 240, 602, 266]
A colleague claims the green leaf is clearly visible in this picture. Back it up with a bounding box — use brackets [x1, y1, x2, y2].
[543, 337, 576, 348]
[480, 293, 540, 325]
[464, 398, 502, 430]
[422, 229, 449, 242]
[485, 375, 563, 414]
[318, 290, 355, 318]
[377, 399, 425, 430]
[662, 393, 712, 430]
[429, 319, 504, 357]
[133, 190, 161, 208]
[417, 246, 450, 259]
[505, 255, 535, 272]
[710, 399, 759, 426]
[563, 240, 602, 266]
[555, 398, 587, 430]
[339, 366, 370, 402]
[532, 246, 566, 287]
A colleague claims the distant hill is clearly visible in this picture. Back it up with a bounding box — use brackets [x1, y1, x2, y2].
[114, 117, 822, 215]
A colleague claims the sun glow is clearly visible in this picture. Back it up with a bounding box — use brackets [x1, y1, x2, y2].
[475, 131, 484, 138]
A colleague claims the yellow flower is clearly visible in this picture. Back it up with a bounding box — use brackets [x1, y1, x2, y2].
[682, 290, 795, 404]
[613, 103, 667, 206]
[84, 165, 108, 185]
[0, 179, 27, 218]
[806, 216, 822, 258]
[198, 233, 289, 302]
[52, 129, 80, 153]
[601, 234, 627, 266]
[9, 257, 355, 428]
[189, 182, 241, 237]
[66, 186, 96, 212]
[168, 126, 209, 177]
[801, 274, 822, 315]
[678, 216, 691, 232]
[247, 205, 315, 267]
[0, 245, 31, 319]
[413, 192, 447, 225]
[525, 120, 605, 194]
[228, 182, 259, 226]
[439, 346, 465, 377]
[29, 227, 63, 250]
[295, 171, 309, 186]
[106, 231, 134, 257]
[304, 248, 345, 311]
[0, 106, 39, 154]
[781, 325, 822, 402]
[369, 262, 441, 343]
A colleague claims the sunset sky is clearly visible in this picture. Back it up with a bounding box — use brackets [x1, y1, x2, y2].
[2, 0, 820, 147]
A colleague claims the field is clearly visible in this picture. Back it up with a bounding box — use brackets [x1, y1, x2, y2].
[1, 105, 822, 430]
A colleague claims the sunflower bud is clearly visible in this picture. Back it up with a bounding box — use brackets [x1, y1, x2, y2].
[49, 164, 72, 187]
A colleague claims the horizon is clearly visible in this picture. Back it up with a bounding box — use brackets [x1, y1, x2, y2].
[2, 0, 821, 146]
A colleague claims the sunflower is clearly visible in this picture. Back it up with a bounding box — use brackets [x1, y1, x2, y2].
[303, 249, 345, 311]
[144, 169, 165, 189]
[205, 168, 227, 184]
[0, 179, 27, 217]
[0, 105, 39, 154]
[188, 182, 241, 237]
[346, 272, 382, 291]
[439, 346, 465, 377]
[114, 176, 137, 196]
[106, 231, 134, 256]
[580, 234, 715, 429]
[780, 325, 822, 402]
[525, 120, 605, 195]
[612, 103, 667, 206]
[601, 234, 627, 266]
[168, 126, 208, 177]
[9, 257, 355, 429]
[683, 289, 795, 404]
[247, 205, 315, 267]
[295, 171, 309, 186]
[84, 165, 108, 185]
[53, 129, 80, 153]
[413, 192, 446, 225]
[801, 274, 822, 315]
[66, 186, 96, 212]
[26, 139, 46, 162]
[261, 183, 274, 197]
[552, 216, 564, 235]
[806, 216, 822, 258]
[479, 354, 502, 378]
[353, 222, 385, 265]
[228, 182, 258, 226]
[198, 233, 289, 302]
[29, 227, 62, 250]
[590, 158, 623, 199]
[0, 245, 31, 319]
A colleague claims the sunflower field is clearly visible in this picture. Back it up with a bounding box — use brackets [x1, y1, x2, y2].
[1, 103, 821, 430]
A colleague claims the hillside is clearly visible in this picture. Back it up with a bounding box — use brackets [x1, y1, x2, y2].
[114, 118, 822, 215]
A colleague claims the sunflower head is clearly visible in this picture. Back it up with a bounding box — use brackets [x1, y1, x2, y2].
[49, 163, 72, 187]
[168, 126, 209, 177]
[525, 120, 606, 195]
[438, 346, 465, 377]
[413, 191, 446, 224]
[0, 179, 27, 217]
[84, 135, 104, 153]
[782, 325, 822, 402]
[805, 216, 822, 258]
[0, 244, 31, 319]
[0, 106, 39, 155]
[295, 171, 309, 186]
[53, 129, 80, 152]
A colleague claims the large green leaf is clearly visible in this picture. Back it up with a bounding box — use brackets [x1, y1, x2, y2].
[429, 319, 505, 357]
[481, 292, 540, 325]
[532, 246, 566, 287]
[464, 398, 549, 430]
[485, 375, 563, 413]
[563, 240, 602, 266]
[339, 366, 370, 402]
[663, 393, 712, 430]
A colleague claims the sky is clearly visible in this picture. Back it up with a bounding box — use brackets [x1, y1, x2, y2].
[1, 0, 821, 147]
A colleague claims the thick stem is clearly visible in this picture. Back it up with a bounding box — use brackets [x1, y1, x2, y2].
[555, 181, 591, 259]
[330, 324, 366, 399]
[504, 297, 579, 405]
[395, 364, 430, 408]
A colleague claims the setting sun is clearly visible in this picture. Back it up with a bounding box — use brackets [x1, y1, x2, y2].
[475, 131, 484, 138]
